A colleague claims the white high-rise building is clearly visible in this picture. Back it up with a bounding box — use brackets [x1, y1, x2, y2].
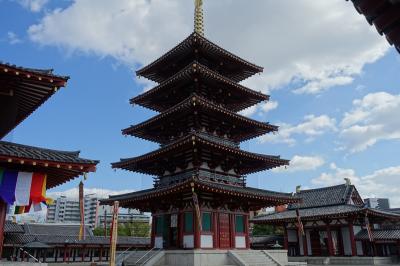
[46, 195, 99, 226]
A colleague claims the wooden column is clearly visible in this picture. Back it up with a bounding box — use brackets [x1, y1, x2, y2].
[245, 215, 250, 249]
[151, 215, 156, 248]
[99, 246, 103, 262]
[348, 220, 357, 256]
[283, 226, 289, 250]
[0, 200, 7, 258]
[212, 212, 218, 249]
[230, 214, 236, 248]
[326, 224, 334, 256]
[194, 211, 201, 249]
[179, 212, 184, 248]
[63, 245, 67, 262]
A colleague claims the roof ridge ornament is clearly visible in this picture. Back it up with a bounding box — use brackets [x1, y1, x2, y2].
[194, 0, 204, 36]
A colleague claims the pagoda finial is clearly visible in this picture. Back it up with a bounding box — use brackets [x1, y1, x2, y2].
[194, 0, 204, 36]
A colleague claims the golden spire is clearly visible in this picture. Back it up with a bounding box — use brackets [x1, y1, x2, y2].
[194, 0, 204, 36]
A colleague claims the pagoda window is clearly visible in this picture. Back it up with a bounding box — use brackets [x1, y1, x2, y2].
[184, 212, 194, 233]
[155, 216, 164, 236]
[202, 212, 212, 232]
[235, 215, 245, 233]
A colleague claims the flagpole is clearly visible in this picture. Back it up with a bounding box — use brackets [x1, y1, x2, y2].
[109, 201, 119, 266]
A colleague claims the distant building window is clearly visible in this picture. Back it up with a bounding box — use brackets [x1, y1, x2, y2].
[235, 215, 245, 233]
[202, 212, 212, 232]
[184, 212, 193, 233]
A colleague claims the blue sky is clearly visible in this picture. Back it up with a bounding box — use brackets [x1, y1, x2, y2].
[1, 0, 400, 206]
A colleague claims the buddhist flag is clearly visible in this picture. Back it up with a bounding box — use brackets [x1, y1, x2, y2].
[0, 170, 18, 204]
[30, 173, 46, 204]
[14, 205, 25, 214]
[33, 203, 42, 212]
[192, 191, 202, 231]
[78, 181, 85, 240]
[365, 213, 374, 242]
[15, 172, 33, 206]
[296, 209, 305, 236]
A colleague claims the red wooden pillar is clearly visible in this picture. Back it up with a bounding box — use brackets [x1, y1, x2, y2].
[63, 245, 67, 262]
[179, 212, 184, 248]
[326, 224, 334, 256]
[194, 210, 201, 249]
[283, 226, 289, 250]
[348, 220, 357, 256]
[81, 245, 86, 262]
[0, 200, 7, 259]
[151, 215, 156, 248]
[99, 246, 103, 262]
[212, 212, 218, 249]
[230, 214, 236, 248]
[245, 215, 250, 249]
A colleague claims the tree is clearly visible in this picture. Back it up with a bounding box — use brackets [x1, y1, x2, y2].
[252, 224, 284, 236]
[92, 221, 150, 237]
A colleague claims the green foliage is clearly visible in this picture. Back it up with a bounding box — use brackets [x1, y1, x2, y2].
[93, 221, 150, 237]
[252, 224, 284, 236]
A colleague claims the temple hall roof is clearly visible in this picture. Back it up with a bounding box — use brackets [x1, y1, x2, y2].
[0, 62, 69, 139]
[0, 141, 98, 189]
[355, 229, 400, 241]
[348, 0, 400, 53]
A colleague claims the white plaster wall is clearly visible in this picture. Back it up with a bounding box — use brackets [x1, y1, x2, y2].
[306, 229, 312, 255]
[341, 227, 352, 255]
[184, 235, 194, 248]
[155, 236, 163, 249]
[201, 235, 213, 248]
[288, 229, 298, 242]
[235, 236, 246, 248]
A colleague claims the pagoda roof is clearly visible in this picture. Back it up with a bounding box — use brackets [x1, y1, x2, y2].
[251, 205, 400, 224]
[101, 178, 298, 211]
[112, 133, 288, 175]
[0, 141, 98, 188]
[124, 94, 277, 143]
[348, 0, 400, 53]
[136, 32, 263, 83]
[132, 62, 268, 112]
[0, 62, 69, 139]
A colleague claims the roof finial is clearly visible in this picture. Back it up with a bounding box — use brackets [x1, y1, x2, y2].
[296, 185, 301, 194]
[344, 178, 351, 186]
[194, 0, 204, 36]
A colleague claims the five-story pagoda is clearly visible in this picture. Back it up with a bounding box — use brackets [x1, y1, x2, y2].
[103, 0, 297, 249]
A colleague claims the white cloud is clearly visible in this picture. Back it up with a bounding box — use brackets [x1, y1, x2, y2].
[17, 0, 48, 12]
[48, 187, 133, 200]
[260, 114, 336, 145]
[7, 31, 22, 44]
[240, 100, 278, 117]
[273, 155, 324, 173]
[27, 0, 388, 96]
[311, 164, 400, 207]
[339, 92, 400, 152]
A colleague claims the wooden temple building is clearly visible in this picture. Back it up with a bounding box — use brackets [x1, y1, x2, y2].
[252, 182, 400, 258]
[0, 62, 99, 260]
[348, 0, 400, 53]
[102, 1, 297, 250]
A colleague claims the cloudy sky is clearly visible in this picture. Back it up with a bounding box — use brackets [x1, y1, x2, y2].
[2, 0, 400, 206]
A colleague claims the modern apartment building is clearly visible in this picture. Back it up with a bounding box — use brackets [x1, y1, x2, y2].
[364, 198, 390, 210]
[46, 195, 98, 226]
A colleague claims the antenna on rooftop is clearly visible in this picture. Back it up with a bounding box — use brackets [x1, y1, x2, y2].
[194, 0, 204, 36]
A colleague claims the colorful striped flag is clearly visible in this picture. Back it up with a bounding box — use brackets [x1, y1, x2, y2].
[15, 172, 33, 206]
[14, 205, 25, 214]
[0, 170, 18, 204]
[30, 173, 46, 204]
[192, 191, 202, 231]
[78, 181, 85, 240]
